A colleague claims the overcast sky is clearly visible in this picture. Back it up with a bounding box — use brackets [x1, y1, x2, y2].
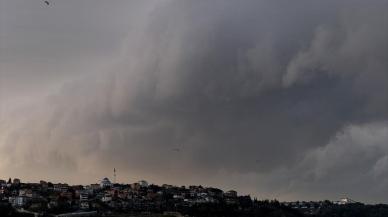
[0, 0, 387, 203]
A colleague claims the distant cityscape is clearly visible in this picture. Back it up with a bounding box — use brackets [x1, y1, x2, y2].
[1, 175, 380, 217]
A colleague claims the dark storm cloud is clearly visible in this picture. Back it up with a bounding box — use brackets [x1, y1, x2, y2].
[0, 0, 387, 203]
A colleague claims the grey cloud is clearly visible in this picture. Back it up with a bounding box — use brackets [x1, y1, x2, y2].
[0, 0, 387, 203]
[282, 122, 388, 203]
[284, 6, 388, 91]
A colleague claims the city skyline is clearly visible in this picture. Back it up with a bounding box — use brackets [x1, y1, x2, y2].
[0, 0, 387, 204]
[2, 175, 372, 217]
[0, 175, 357, 204]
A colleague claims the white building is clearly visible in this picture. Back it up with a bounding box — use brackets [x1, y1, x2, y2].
[12, 196, 29, 207]
[334, 198, 356, 205]
[138, 180, 149, 188]
[224, 190, 237, 198]
[54, 183, 69, 192]
[80, 192, 89, 201]
[101, 194, 112, 202]
[80, 201, 90, 210]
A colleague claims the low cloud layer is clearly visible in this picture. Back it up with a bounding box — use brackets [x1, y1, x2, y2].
[0, 0, 387, 203]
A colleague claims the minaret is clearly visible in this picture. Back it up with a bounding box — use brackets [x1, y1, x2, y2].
[113, 168, 116, 184]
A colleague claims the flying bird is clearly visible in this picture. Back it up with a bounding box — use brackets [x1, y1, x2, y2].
[172, 144, 185, 152]
[172, 148, 181, 152]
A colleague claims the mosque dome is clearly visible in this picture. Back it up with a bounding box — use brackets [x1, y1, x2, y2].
[100, 177, 112, 188]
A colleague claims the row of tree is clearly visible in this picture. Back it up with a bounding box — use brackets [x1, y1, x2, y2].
[177, 200, 388, 217]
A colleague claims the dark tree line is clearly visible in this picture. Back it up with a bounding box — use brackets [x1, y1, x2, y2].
[176, 201, 388, 217]
[316, 203, 388, 217]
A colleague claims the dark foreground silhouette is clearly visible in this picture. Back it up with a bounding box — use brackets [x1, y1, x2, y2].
[2, 200, 388, 217]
